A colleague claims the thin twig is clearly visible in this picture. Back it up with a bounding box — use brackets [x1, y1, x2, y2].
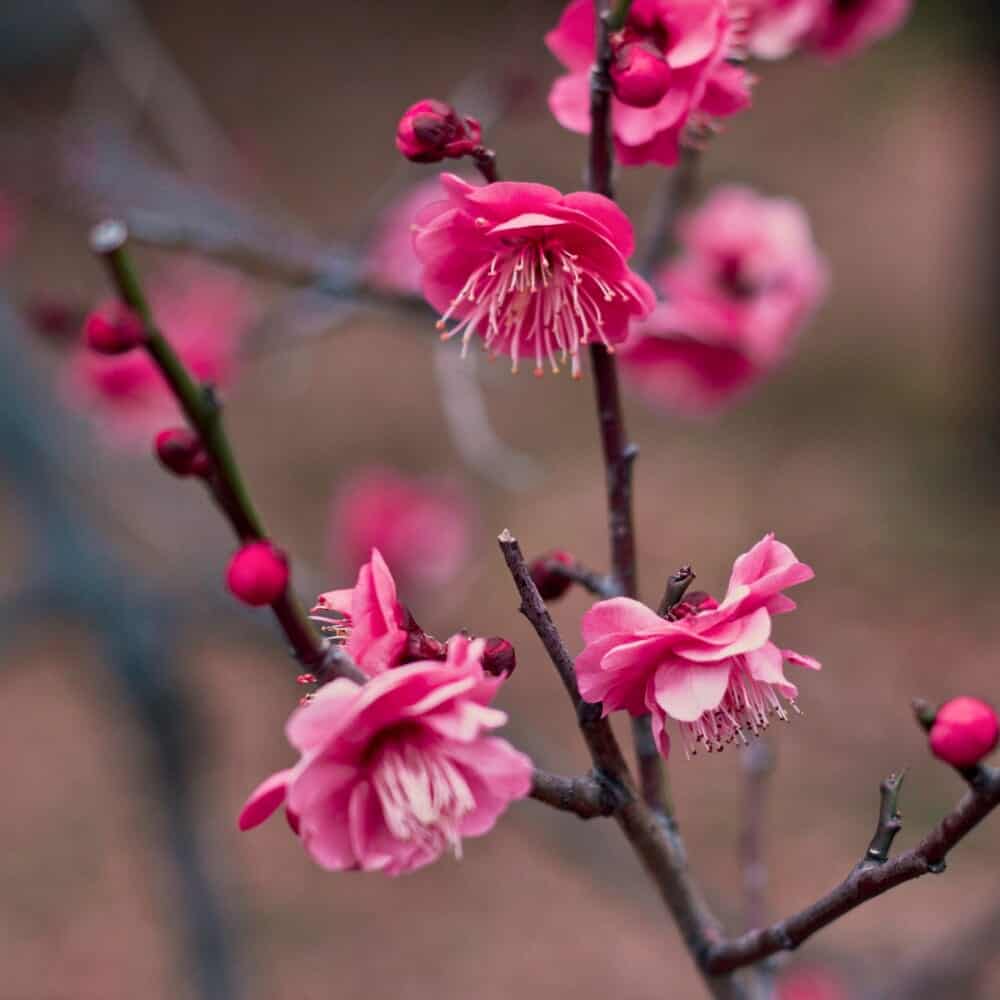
[703, 765, 1000, 974]
[859, 771, 906, 869]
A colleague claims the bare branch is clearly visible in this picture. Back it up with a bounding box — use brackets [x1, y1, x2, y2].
[703, 765, 1000, 974]
[859, 771, 905, 869]
[542, 558, 620, 599]
[740, 741, 773, 932]
[531, 769, 618, 819]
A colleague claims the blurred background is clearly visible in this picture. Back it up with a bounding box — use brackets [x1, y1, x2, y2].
[1, 1, 998, 998]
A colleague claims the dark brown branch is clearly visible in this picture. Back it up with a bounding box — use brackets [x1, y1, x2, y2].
[497, 530, 630, 780]
[531, 769, 618, 819]
[544, 559, 620, 599]
[703, 765, 1000, 974]
[859, 771, 905, 869]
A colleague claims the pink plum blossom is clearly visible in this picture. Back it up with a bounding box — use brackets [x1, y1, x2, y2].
[238, 635, 533, 875]
[65, 262, 255, 446]
[545, 0, 752, 167]
[330, 467, 474, 591]
[619, 185, 827, 415]
[745, 0, 911, 60]
[313, 548, 410, 676]
[575, 533, 820, 758]
[413, 173, 655, 377]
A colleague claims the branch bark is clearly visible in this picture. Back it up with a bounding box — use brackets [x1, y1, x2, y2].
[703, 766, 1000, 974]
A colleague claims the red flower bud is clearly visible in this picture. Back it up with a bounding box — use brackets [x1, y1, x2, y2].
[928, 697, 999, 769]
[610, 42, 672, 109]
[402, 607, 448, 661]
[82, 303, 145, 354]
[529, 550, 576, 602]
[395, 99, 482, 163]
[154, 428, 203, 476]
[482, 636, 516, 678]
[226, 542, 289, 606]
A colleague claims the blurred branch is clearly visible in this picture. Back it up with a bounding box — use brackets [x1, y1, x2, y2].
[0, 301, 239, 1000]
[542, 557, 620, 599]
[433, 342, 543, 493]
[637, 147, 700, 276]
[740, 742, 773, 932]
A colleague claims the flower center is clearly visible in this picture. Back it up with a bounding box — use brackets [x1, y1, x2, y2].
[371, 739, 475, 855]
[678, 658, 798, 757]
[435, 239, 638, 377]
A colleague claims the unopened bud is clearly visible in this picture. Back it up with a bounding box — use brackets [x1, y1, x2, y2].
[529, 550, 575, 601]
[610, 42, 672, 109]
[402, 607, 448, 661]
[226, 541, 289, 606]
[395, 99, 482, 163]
[928, 697, 999, 769]
[26, 298, 83, 342]
[82, 303, 145, 354]
[482, 636, 516, 678]
[154, 428, 203, 476]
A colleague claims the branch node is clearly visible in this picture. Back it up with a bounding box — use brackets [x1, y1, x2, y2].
[859, 770, 906, 869]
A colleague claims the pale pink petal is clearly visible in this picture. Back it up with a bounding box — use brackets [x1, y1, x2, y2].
[783, 649, 822, 671]
[581, 597, 668, 642]
[651, 660, 733, 722]
[238, 769, 292, 831]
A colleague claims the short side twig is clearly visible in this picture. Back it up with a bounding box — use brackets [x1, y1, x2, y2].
[531, 769, 619, 819]
[859, 771, 905, 869]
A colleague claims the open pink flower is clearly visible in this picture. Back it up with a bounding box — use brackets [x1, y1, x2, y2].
[65, 262, 255, 446]
[545, 0, 751, 167]
[576, 533, 819, 758]
[619, 185, 826, 415]
[414, 173, 655, 377]
[238, 635, 533, 875]
[313, 548, 409, 676]
[745, 0, 910, 60]
[330, 467, 474, 590]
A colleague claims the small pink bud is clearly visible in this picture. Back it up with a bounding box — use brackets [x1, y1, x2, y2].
[610, 42, 672, 109]
[395, 99, 482, 163]
[154, 428, 202, 476]
[929, 697, 999, 768]
[82, 303, 145, 354]
[529, 550, 576, 602]
[482, 636, 516, 678]
[226, 542, 289, 606]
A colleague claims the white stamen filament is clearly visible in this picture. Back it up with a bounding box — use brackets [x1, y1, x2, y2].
[436, 241, 638, 378]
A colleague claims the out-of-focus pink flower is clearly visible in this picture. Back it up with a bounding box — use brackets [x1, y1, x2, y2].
[365, 177, 450, 296]
[929, 697, 999, 769]
[313, 548, 409, 676]
[619, 185, 827, 416]
[745, 0, 911, 60]
[414, 173, 655, 377]
[546, 0, 751, 167]
[65, 262, 255, 446]
[238, 635, 533, 875]
[777, 967, 849, 1000]
[575, 533, 819, 758]
[330, 467, 474, 591]
[808, 0, 911, 59]
[745, 0, 825, 60]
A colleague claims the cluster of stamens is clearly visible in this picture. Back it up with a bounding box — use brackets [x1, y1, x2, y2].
[435, 236, 641, 377]
[679, 659, 799, 758]
[371, 741, 474, 855]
